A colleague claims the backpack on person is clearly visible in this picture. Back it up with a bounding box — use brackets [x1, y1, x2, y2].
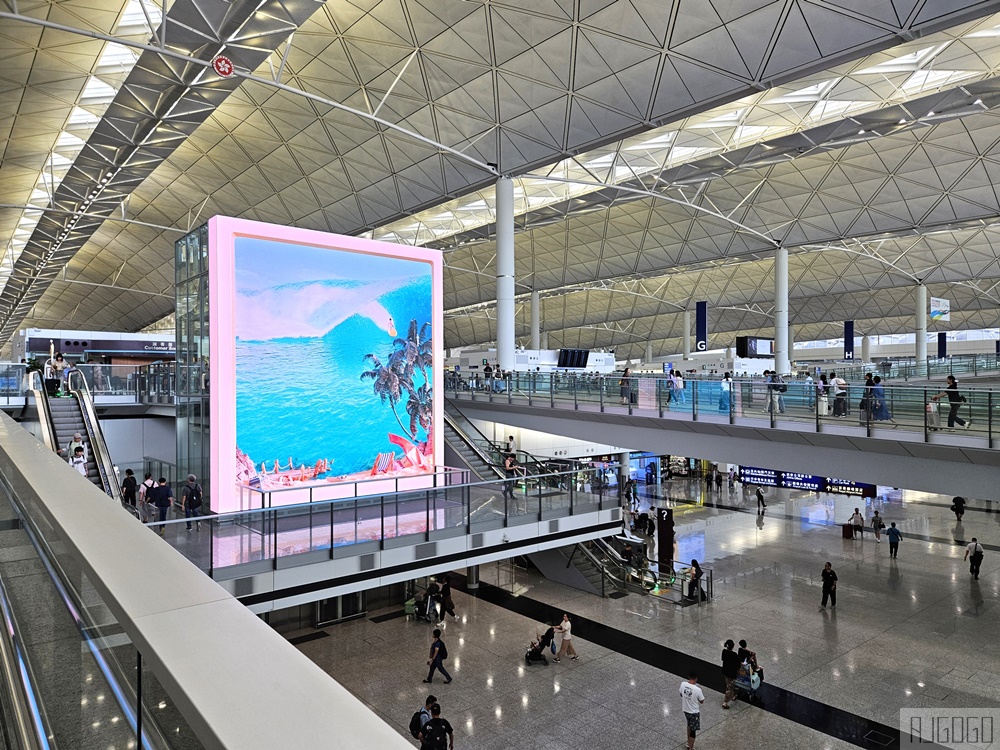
[187, 483, 203, 508]
[408, 710, 425, 739]
[422, 718, 449, 750]
[437, 640, 448, 660]
[773, 375, 787, 392]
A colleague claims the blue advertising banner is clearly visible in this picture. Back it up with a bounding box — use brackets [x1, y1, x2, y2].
[695, 301, 708, 352]
[844, 321, 855, 360]
[937, 331, 947, 358]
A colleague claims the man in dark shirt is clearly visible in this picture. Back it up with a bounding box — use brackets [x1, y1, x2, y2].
[820, 562, 838, 609]
[418, 703, 453, 750]
[120, 469, 138, 508]
[721, 639, 741, 709]
[147, 478, 174, 536]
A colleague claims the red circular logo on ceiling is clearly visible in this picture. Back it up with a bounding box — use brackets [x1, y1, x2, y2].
[212, 55, 235, 78]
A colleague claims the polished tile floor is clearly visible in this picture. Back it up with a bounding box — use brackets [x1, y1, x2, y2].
[289, 481, 1000, 749]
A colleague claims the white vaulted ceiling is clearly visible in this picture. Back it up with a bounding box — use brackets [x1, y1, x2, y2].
[4, 0, 1000, 353]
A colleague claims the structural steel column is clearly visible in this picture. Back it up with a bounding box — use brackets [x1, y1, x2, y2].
[682, 309, 691, 360]
[915, 283, 928, 376]
[540, 330, 548, 350]
[861, 335, 871, 364]
[645, 342, 653, 364]
[774, 246, 789, 375]
[496, 177, 515, 372]
[787, 324, 795, 367]
[530, 290, 540, 350]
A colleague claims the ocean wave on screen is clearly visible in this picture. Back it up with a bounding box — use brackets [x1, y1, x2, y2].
[235, 277, 418, 342]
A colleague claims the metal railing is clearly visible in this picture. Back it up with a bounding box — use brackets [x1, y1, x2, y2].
[0, 408, 413, 750]
[447, 371, 1000, 448]
[444, 402, 548, 476]
[66, 369, 123, 503]
[145, 464, 622, 575]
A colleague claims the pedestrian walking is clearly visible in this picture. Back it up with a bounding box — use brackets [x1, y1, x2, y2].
[553, 613, 578, 662]
[679, 672, 705, 750]
[819, 561, 838, 609]
[121, 468, 138, 508]
[721, 640, 740, 709]
[417, 703, 454, 750]
[408, 694, 436, 745]
[931, 375, 971, 431]
[965, 538, 984, 580]
[755, 486, 767, 510]
[502, 453, 518, 504]
[886, 522, 902, 558]
[951, 496, 966, 521]
[870, 510, 883, 543]
[715, 472, 723, 492]
[830, 371, 848, 417]
[849, 507, 864, 539]
[180, 474, 203, 530]
[436, 575, 459, 624]
[147, 477, 174, 536]
[423, 629, 452, 684]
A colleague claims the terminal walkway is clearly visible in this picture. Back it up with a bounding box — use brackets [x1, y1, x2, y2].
[448, 376, 1000, 498]
[289, 480, 1000, 750]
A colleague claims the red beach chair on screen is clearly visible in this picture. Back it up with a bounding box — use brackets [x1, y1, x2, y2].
[370, 452, 395, 475]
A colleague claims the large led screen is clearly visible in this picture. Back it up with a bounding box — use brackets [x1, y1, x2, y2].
[208, 217, 443, 513]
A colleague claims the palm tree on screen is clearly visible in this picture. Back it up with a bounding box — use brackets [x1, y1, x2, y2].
[360, 353, 411, 438]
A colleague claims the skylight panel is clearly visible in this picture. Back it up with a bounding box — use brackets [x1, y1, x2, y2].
[81, 77, 117, 103]
[901, 69, 976, 93]
[856, 45, 942, 74]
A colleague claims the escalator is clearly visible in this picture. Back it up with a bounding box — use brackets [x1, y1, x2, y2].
[443, 400, 548, 479]
[26, 371, 122, 502]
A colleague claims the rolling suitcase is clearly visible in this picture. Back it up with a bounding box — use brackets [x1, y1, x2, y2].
[817, 395, 829, 416]
[842, 523, 853, 540]
[926, 402, 940, 430]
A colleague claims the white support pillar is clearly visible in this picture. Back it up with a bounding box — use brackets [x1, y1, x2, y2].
[540, 330, 548, 350]
[915, 283, 927, 376]
[861, 335, 871, 364]
[774, 246, 789, 375]
[645, 342, 653, 364]
[495, 176, 515, 372]
[619, 451, 631, 484]
[530, 290, 540, 351]
[682, 309, 691, 360]
[787, 324, 795, 366]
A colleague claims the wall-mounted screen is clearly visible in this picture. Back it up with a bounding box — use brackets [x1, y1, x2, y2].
[209, 217, 443, 513]
[556, 349, 590, 368]
[735, 336, 775, 358]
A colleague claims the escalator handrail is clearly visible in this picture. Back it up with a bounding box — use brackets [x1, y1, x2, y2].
[444, 402, 549, 476]
[0, 541, 52, 750]
[65, 371, 122, 503]
[23, 372, 58, 454]
[443, 413, 505, 479]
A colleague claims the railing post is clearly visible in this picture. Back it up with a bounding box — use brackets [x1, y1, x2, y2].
[573, 376, 578, 410]
[550, 375, 554, 408]
[599, 379, 605, 412]
[628, 378, 633, 415]
[924, 388, 929, 442]
[691, 379, 698, 422]
[657, 378, 663, 418]
[989, 391, 994, 450]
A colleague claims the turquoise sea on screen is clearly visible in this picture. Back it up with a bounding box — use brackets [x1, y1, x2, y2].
[235, 276, 433, 477]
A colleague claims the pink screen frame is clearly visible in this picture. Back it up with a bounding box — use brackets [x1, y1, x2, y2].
[207, 216, 444, 514]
